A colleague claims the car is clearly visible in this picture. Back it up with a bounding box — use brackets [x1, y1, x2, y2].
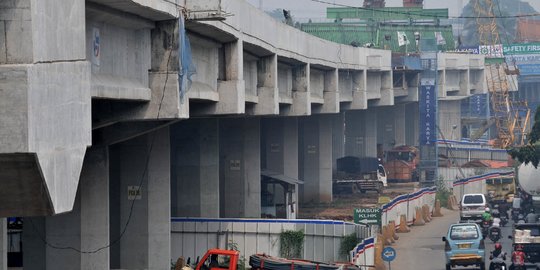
[443, 223, 486, 270]
[460, 193, 487, 222]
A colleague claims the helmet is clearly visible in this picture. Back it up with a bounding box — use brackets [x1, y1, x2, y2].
[485, 207, 490, 212]
[495, 243, 502, 250]
[516, 244, 524, 251]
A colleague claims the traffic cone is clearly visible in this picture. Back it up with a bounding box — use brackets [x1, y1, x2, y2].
[422, 205, 432, 223]
[397, 214, 411, 233]
[389, 221, 399, 241]
[374, 235, 387, 270]
[433, 199, 444, 217]
[447, 196, 456, 210]
[383, 225, 394, 245]
[413, 207, 425, 226]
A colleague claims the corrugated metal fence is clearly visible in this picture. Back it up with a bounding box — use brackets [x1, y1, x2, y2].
[171, 218, 371, 264]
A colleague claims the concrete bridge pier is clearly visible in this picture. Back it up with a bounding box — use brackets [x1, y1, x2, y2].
[109, 128, 170, 270]
[171, 119, 220, 218]
[344, 109, 379, 158]
[22, 147, 110, 270]
[261, 117, 299, 218]
[219, 118, 261, 218]
[1, 219, 5, 270]
[299, 115, 333, 203]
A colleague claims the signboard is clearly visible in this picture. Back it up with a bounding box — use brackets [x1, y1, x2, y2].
[419, 84, 437, 146]
[382, 247, 397, 262]
[353, 208, 381, 226]
[479, 44, 504, 58]
[504, 43, 540, 55]
[517, 64, 540, 76]
[128, 186, 142, 200]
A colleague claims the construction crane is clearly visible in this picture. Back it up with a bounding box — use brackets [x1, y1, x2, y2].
[473, 0, 531, 147]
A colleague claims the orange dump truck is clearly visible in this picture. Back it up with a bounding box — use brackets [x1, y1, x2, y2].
[384, 146, 419, 183]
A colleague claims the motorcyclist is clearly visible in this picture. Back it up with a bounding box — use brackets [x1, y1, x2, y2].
[498, 203, 509, 219]
[525, 208, 538, 223]
[483, 207, 494, 223]
[489, 243, 507, 270]
[511, 244, 526, 269]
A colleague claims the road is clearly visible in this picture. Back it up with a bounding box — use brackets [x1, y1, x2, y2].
[392, 208, 514, 270]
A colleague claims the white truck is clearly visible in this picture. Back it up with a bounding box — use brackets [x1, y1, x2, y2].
[518, 163, 540, 209]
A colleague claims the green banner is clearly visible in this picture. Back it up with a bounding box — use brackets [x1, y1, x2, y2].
[503, 43, 540, 55]
[353, 208, 382, 226]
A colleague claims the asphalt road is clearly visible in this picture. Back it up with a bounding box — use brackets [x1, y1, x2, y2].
[392, 208, 514, 270]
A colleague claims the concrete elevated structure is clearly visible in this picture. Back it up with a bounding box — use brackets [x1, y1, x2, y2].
[0, 0, 485, 269]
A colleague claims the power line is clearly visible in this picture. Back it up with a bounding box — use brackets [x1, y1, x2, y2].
[308, 0, 540, 19]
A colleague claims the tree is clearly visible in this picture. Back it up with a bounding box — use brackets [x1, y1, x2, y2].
[508, 106, 540, 167]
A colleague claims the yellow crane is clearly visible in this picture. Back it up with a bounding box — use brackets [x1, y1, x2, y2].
[473, 0, 530, 147]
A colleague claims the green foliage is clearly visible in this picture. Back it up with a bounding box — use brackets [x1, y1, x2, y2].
[340, 233, 361, 258]
[436, 177, 452, 208]
[227, 241, 246, 270]
[509, 106, 540, 168]
[279, 230, 305, 259]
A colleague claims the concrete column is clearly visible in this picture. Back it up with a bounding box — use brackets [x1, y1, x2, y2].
[147, 128, 171, 270]
[299, 115, 333, 203]
[80, 147, 110, 270]
[171, 119, 219, 217]
[112, 127, 170, 270]
[344, 109, 378, 158]
[254, 54, 279, 115]
[290, 64, 311, 116]
[23, 217, 46, 270]
[216, 40, 245, 114]
[332, 113, 345, 171]
[262, 117, 299, 217]
[321, 69, 339, 113]
[394, 104, 407, 146]
[405, 103, 419, 146]
[377, 107, 396, 153]
[439, 100, 462, 140]
[365, 109, 378, 157]
[344, 110, 365, 157]
[220, 118, 261, 218]
[1, 219, 6, 270]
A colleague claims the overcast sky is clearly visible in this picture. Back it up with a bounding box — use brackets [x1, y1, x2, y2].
[246, 0, 540, 21]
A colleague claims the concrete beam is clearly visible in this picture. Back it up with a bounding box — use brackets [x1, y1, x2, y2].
[252, 54, 279, 115]
[351, 70, 367, 110]
[92, 120, 177, 146]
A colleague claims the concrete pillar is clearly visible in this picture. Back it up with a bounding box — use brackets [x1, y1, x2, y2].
[439, 100, 462, 140]
[22, 217, 46, 270]
[80, 147, 110, 270]
[254, 54, 279, 115]
[291, 64, 311, 116]
[299, 115, 333, 203]
[365, 109, 378, 157]
[171, 119, 219, 217]
[220, 118, 261, 218]
[262, 117, 299, 217]
[344, 109, 378, 158]
[332, 113, 345, 171]
[112, 127, 170, 270]
[322, 68, 339, 113]
[377, 107, 396, 153]
[394, 104, 407, 146]
[215, 40, 245, 114]
[1, 219, 6, 270]
[405, 103, 419, 146]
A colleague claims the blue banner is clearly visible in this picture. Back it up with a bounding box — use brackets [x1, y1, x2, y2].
[517, 64, 540, 76]
[470, 93, 488, 117]
[419, 85, 437, 145]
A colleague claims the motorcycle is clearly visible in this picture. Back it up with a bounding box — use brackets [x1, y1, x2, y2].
[500, 215, 508, 227]
[489, 226, 502, 242]
[481, 220, 491, 237]
[489, 251, 507, 270]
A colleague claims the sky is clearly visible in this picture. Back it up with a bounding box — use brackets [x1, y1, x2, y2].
[247, 0, 540, 21]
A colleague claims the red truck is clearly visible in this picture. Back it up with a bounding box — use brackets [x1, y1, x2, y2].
[176, 249, 359, 270]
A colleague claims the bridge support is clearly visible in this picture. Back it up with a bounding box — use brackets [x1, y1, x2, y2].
[219, 118, 261, 218]
[344, 109, 378, 158]
[171, 119, 220, 218]
[299, 115, 333, 203]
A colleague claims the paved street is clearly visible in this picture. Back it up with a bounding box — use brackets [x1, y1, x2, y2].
[392, 209, 514, 270]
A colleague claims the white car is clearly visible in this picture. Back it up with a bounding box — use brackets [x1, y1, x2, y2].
[460, 193, 487, 222]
